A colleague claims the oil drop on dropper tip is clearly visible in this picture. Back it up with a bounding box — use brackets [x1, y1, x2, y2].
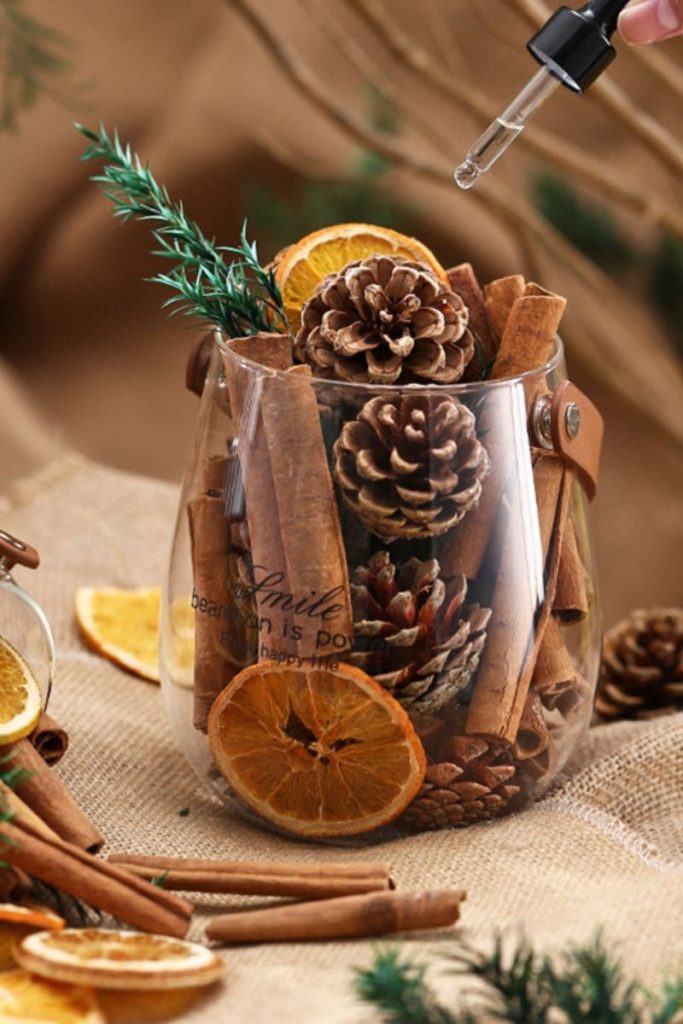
[454, 0, 631, 190]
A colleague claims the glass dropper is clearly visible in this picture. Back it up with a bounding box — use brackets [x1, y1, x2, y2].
[454, 0, 632, 190]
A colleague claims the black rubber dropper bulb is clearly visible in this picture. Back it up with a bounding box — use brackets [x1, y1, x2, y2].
[454, 0, 630, 189]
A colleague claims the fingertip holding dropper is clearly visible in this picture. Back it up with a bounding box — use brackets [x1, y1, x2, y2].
[454, 0, 631, 190]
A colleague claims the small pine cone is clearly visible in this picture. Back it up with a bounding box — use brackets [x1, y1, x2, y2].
[296, 255, 474, 385]
[349, 551, 490, 714]
[333, 393, 490, 539]
[595, 608, 683, 722]
[400, 734, 520, 830]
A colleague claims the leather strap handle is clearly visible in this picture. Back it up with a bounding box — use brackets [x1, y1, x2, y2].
[531, 381, 604, 500]
[0, 529, 40, 571]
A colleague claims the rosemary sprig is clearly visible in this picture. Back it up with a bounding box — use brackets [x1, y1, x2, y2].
[0, 0, 75, 131]
[77, 123, 286, 337]
[355, 936, 683, 1024]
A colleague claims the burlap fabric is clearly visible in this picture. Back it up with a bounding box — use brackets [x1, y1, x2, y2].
[1, 455, 681, 1023]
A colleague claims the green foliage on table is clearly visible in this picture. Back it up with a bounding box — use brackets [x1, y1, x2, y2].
[77, 123, 286, 337]
[244, 84, 413, 256]
[354, 935, 683, 1023]
[0, 0, 75, 131]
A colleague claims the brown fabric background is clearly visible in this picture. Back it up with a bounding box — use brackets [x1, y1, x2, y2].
[0, 454, 681, 1023]
[0, 1, 682, 626]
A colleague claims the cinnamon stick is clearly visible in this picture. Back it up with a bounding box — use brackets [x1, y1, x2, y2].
[189, 453, 244, 732]
[0, 800, 192, 937]
[447, 263, 497, 378]
[109, 855, 393, 899]
[483, 274, 525, 342]
[6, 739, 104, 853]
[490, 284, 567, 381]
[224, 336, 352, 662]
[531, 616, 583, 719]
[28, 711, 69, 766]
[116, 867, 391, 899]
[466, 453, 570, 742]
[553, 520, 590, 624]
[223, 334, 296, 659]
[109, 854, 391, 879]
[512, 690, 549, 761]
[205, 888, 466, 944]
[259, 368, 353, 658]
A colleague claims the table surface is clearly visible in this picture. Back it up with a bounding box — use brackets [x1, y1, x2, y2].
[1, 454, 681, 1024]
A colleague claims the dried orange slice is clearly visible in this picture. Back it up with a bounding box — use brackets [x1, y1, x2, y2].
[0, 638, 42, 745]
[274, 223, 449, 332]
[74, 587, 161, 683]
[14, 928, 224, 991]
[0, 904, 65, 970]
[0, 970, 103, 1023]
[208, 661, 426, 838]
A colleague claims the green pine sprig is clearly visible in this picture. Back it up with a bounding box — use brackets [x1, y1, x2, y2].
[355, 935, 683, 1024]
[0, 0, 76, 131]
[77, 123, 286, 337]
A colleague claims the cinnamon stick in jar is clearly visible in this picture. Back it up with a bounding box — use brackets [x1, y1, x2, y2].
[447, 263, 498, 378]
[553, 520, 590, 624]
[205, 888, 466, 944]
[483, 274, 525, 343]
[490, 283, 566, 382]
[466, 453, 570, 742]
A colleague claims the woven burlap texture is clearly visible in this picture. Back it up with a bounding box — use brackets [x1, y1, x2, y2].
[1, 455, 681, 1024]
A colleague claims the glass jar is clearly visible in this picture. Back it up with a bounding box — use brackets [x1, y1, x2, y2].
[160, 331, 601, 842]
[0, 531, 54, 707]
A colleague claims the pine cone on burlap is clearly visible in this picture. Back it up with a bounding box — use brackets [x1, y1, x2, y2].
[349, 552, 490, 714]
[595, 608, 683, 722]
[333, 393, 490, 539]
[400, 732, 520, 830]
[296, 255, 474, 385]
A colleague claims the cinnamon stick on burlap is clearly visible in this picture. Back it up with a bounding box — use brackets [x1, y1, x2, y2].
[6, 739, 104, 853]
[0, 792, 192, 937]
[29, 711, 68, 766]
[553, 520, 590, 624]
[205, 888, 466, 944]
[466, 453, 571, 742]
[223, 335, 352, 661]
[109, 854, 393, 898]
[447, 263, 497, 378]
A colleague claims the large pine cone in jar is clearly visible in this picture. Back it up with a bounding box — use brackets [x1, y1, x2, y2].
[296, 255, 474, 385]
[400, 732, 520, 830]
[595, 608, 683, 722]
[349, 551, 491, 714]
[333, 393, 490, 539]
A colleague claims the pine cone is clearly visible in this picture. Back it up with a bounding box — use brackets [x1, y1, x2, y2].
[296, 255, 474, 385]
[400, 734, 520, 830]
[349, 551, 490, 714]
[595, 607, 683, 722]
[333, 393, 490, 539]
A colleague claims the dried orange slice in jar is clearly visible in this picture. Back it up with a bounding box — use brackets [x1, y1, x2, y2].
[274, 223, 449, 333]
[208, 662, 426, 838]
[74, 586, 161, 683]
[0, 638, 42, 745]
[0, 903, 64, 971]
[14, 929, 224, 991]
[0, 970, 103, 1024]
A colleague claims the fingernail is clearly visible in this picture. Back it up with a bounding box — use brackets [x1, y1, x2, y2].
[619, 0, 681, 42]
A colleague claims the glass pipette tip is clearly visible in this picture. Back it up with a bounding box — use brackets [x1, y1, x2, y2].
[454, 66, 560, 190]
